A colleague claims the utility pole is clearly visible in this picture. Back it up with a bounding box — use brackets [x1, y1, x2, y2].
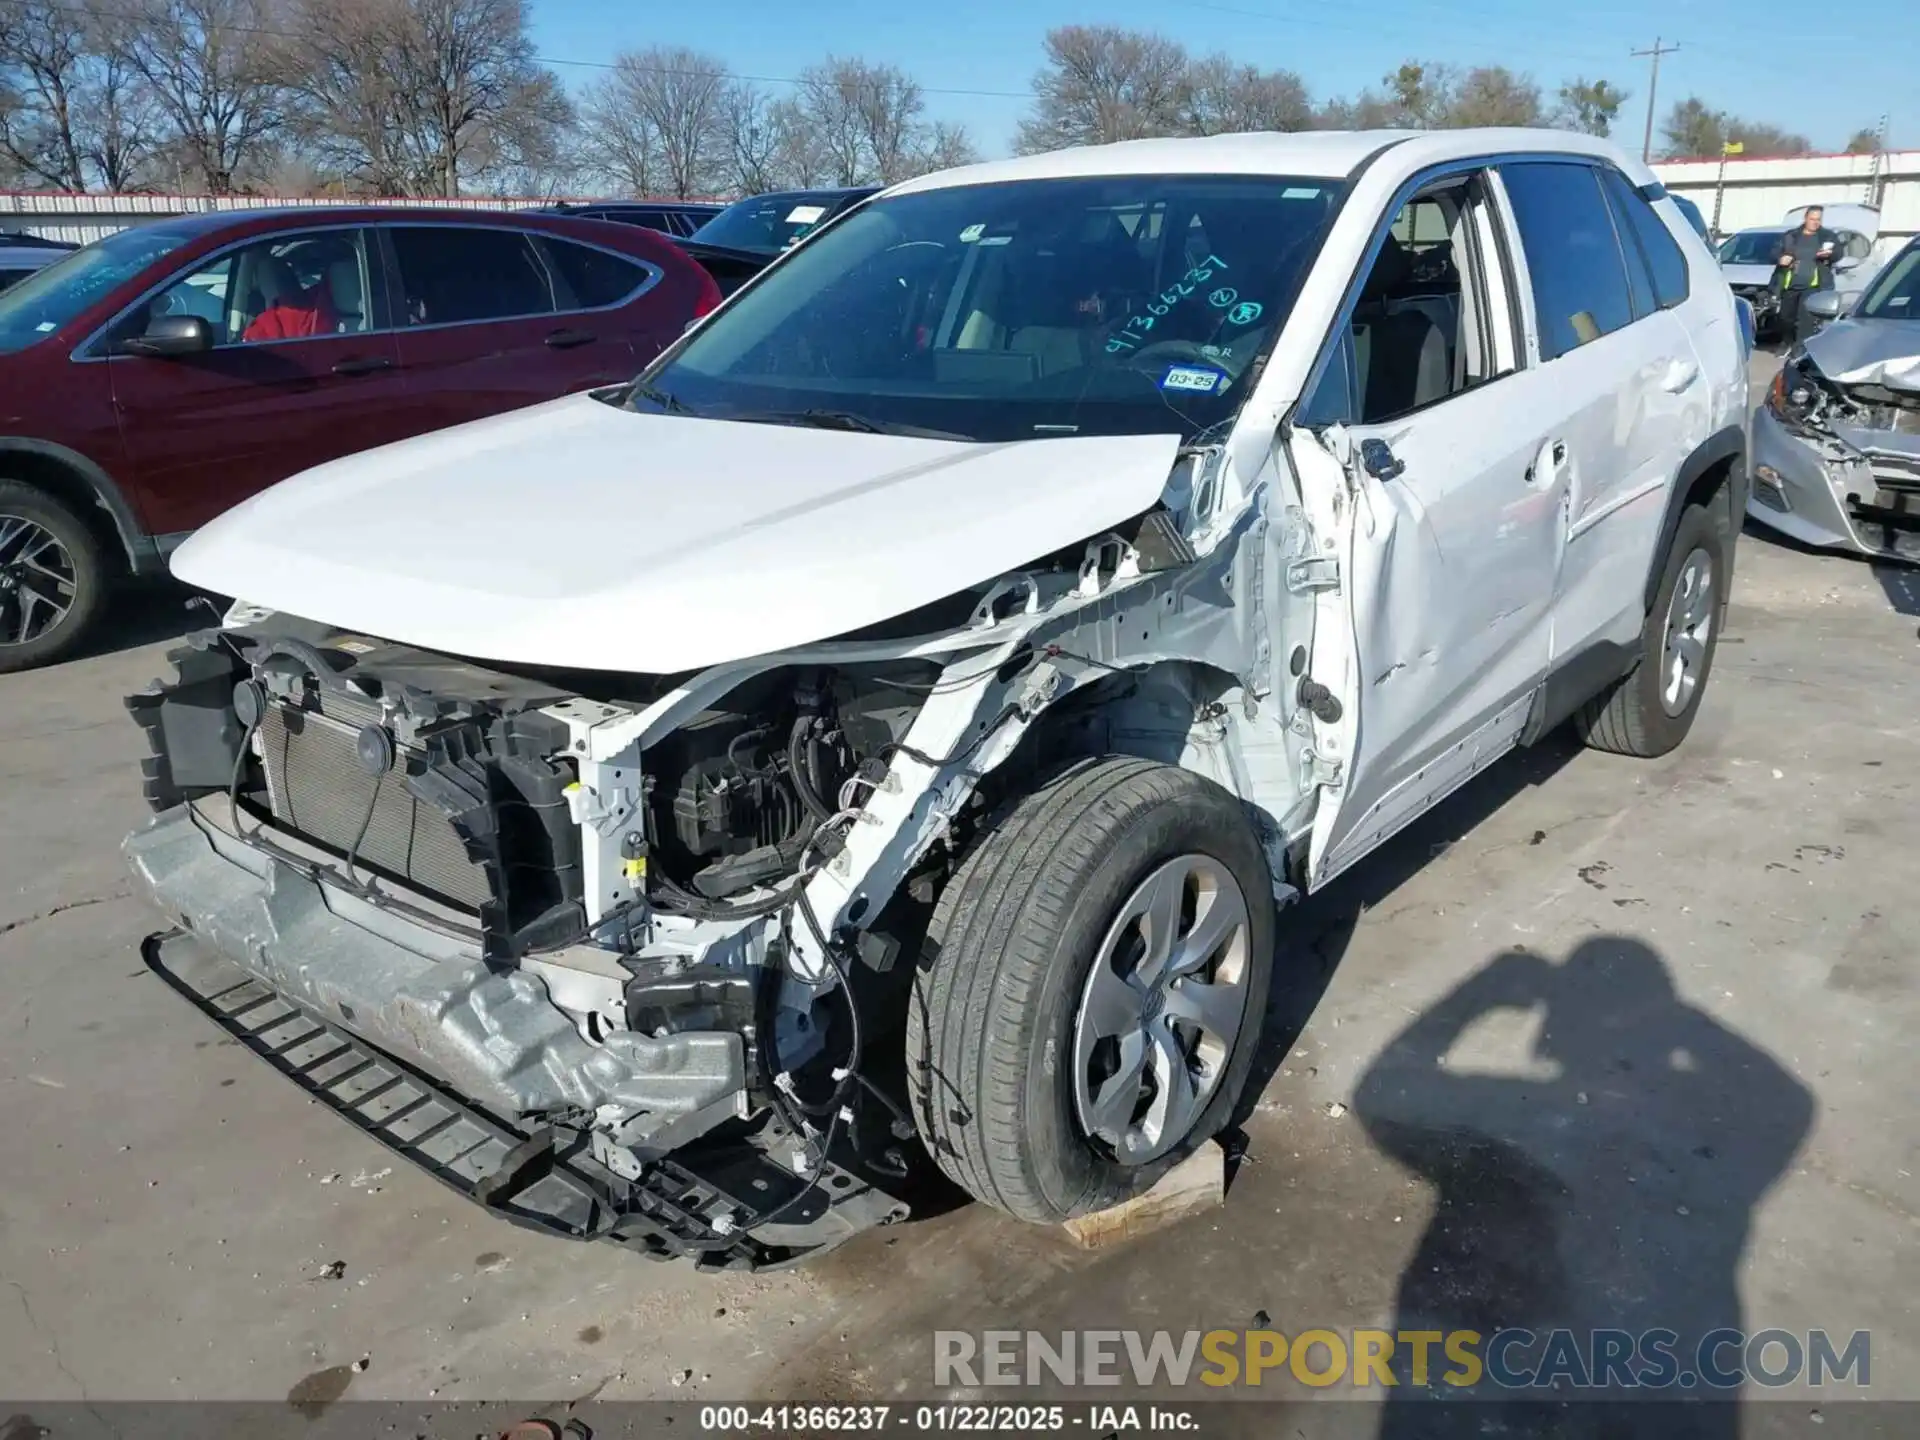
[1631, 38, 1680, 162]
[1867, 113, 1889, 209]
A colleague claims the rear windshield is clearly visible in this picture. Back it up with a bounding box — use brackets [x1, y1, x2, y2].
[691, 194, 851, 253]
[0, 225, 195, 355]
[1717, 231, 1783, 266]
[649, 173, 1344, 443]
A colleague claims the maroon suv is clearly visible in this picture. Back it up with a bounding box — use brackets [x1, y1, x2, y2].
[0, 207, 721, 671]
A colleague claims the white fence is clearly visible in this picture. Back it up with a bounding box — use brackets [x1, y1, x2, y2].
[1, 191, 577, 246]
[1649, 150, 1920, 246]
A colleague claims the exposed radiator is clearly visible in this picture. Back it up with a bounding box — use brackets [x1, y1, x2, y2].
[258, 703, 490, 909]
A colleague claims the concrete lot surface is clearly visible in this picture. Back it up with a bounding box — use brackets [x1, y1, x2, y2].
[2, 445, 1915, 1426]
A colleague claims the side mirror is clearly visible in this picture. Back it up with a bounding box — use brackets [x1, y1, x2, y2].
[1805, 292, 1843, 321]
[1835, 256, 1861, 273]
[119, 313, 213, 357]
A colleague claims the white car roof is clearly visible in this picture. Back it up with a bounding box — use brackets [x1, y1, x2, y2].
[886, 127, 1649, 197]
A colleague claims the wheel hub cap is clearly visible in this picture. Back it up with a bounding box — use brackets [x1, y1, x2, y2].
[1661, 546, 1715, 717]
[0, 513, 77, 648]
[1071, 853, 1252, 1166]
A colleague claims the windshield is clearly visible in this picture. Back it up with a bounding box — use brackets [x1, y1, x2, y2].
[0, 225, 196, 355]
[1855, 242, 1920, 320]
[648, 174, 1344, 443]
[691, 193, 851, 254]
[1718, 231, 1783, 266]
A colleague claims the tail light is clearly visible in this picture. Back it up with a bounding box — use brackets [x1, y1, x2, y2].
[692, 271, 723, 319]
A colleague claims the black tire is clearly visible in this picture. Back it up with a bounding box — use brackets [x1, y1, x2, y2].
[905, 757, 1275, 1223]
[1575, 502, 1724, 757]
[0, 480, 108, 674]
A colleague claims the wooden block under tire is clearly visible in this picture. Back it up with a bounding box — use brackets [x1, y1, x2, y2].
[1061, 1140, 1226, 1249]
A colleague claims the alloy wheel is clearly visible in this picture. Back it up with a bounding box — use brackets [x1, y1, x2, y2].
[1072, 852, 1252, 1165]
[0, 513, 78, 648]
[1661, 546, 1714, 717]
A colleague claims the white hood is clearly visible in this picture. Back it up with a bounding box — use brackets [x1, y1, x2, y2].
[171, 393, 1183, 674]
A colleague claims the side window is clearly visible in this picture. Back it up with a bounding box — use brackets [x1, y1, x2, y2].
[1600, 168, 1690, 312]
[137, 230, 373, 346]
[1499, 161, 1635, 359]
[1302, 173, 1517, 429]
[388, 226, 554, 326]
[1840, 231, 1872, 263]
[541, 239, 653, 309]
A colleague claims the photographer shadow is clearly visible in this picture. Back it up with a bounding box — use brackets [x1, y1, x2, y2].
[1356, 937, 1814, 1438]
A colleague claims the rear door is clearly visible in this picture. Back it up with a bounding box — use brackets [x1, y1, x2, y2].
[383, 224, 640, 433]
[533, 233, 675, 369]
[105, 225, 406, 535]
[1499, 160, 1706, 662]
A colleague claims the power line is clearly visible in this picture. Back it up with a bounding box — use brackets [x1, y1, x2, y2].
[1629, 37, 1679, 161]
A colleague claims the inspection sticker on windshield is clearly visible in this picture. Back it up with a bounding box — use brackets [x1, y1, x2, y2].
[1160, 364, 1225, 394]
[785, 205, 828, 224]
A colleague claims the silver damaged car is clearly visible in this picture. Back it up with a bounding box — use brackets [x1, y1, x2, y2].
[1751, 236, 1920, 560]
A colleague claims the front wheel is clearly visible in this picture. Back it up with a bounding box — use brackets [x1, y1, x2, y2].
[0, 480, 108, 674]
[906, 757, 1275, 1223]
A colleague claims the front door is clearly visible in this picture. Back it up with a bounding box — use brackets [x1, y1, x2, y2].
[107, 226, 406, 536]
[1288, 171, 1567, 889]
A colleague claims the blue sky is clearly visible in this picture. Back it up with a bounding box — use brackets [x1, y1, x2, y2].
[529, 0, 1910, 160]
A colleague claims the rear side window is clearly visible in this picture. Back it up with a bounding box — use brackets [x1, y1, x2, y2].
[542, 239, 653, 309]
[388, 227, 553, 325]
[1499, 161, 1635, 360]
[1600, 168, 1691, 312]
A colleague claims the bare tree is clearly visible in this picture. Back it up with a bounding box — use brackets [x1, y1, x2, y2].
[1844, 126, 1880, 155]
[1447, 66, 1543, 128]
[1554, 77, 1629, 137]
[850, 61, 925, 185]
[104, 0, 286, 193]
[388, 0, 568, 196]
[82, 46, 161, 190]
[715, 80, 781, 195]
[582, 46, 727, 199]
[794, 57, 876, 185]
[0, 2, 91, 189]
[1184, 55, 1312, 134]
[906, 120, 978, 178]
[1016, 26, 1190, 154]
[767, 95, 830, 187]
[284, 0, 420, 192]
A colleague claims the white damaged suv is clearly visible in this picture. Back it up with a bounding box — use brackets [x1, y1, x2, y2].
[125, 129, 1749, 1266]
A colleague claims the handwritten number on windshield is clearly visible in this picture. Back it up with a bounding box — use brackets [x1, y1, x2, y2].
[1107, 254, 1228, 354]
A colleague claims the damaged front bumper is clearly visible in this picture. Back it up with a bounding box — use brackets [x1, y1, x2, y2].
[1749, 404, 1920, 561]
[126, 802, 905, 1267]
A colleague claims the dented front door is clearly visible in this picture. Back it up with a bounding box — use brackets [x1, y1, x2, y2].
[1290, 375, 1565, 888]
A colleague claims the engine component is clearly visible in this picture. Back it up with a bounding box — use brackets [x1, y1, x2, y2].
[641, 665, 933, 904]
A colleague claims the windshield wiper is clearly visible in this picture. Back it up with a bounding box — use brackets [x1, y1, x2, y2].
[628, 382, 694, 415]
[727, 408, 974, 441]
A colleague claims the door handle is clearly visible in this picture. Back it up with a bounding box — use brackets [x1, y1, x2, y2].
[331, 355, 392, 376]
[1661, 358, 1701, 393]
[544, 328, 596, 350]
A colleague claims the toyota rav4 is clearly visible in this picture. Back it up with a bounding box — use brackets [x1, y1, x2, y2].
[123, 129, 1750, 1268]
